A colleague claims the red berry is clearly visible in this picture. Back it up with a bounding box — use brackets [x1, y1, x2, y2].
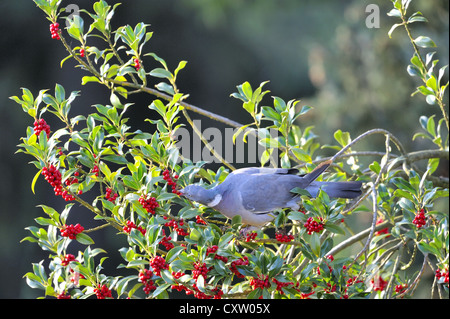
[42, 164, 75, 201]
[371, 276, 388, 292]
[139, 195, 159, 215]
[61, 254, 77, 266]
[133, 58, 141, 71]
[275, 231, 294, 243]
[245, 231, 257, 242]
[162, 170, 181, 195]
[249, 274, 270, 289]
[91, 165, 99, 177]
[105, 187, 118, 202]
[150, 255, 169, 277]
[123, 220, 146, 235]
[138, 269, 155, 293]
[34, 118, 51, 138]
[375, 218, 390, 236]
[49, 23, 60, 40]
[56, 292, 71, 299]
[412, 209, 427, 228]
[303, 217, 324, 235]
[230, 256, 249, 278]
[192, 261, 212, 280]
[60, 223, 84, 240]
[195, 215, 207, 225]
[272, 278, 295, 294]
[160, 233, 174, 250]
[94, 284, 112, 299]
[164, 218, 189, 236]
[395, 284, 408, 294]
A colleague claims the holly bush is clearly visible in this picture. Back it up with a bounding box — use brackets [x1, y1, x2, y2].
[11, 0, 448, 299]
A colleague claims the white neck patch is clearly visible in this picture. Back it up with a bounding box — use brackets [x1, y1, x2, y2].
[207, 194, 222, 207]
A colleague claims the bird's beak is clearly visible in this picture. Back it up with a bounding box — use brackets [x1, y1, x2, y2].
[178, 188, 185, 196]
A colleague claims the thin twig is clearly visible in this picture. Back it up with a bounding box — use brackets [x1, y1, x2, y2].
[182, 109, 236, 171]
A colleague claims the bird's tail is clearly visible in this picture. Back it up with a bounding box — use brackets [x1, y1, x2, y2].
[307, 181, 363, 199]
[302, 160, 362, 198]
[303, 160, 333, 184]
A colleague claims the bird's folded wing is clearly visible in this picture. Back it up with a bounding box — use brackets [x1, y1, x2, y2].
[237, 174, 302, 212]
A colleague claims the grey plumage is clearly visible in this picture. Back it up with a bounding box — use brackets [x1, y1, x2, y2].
[179, 160, 362, 227]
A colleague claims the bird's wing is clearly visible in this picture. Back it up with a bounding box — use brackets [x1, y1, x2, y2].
[230, 167, 299, 176]
[235, 173, 304, 212]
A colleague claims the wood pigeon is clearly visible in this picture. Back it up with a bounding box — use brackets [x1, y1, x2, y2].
[179, 160, 362, 227]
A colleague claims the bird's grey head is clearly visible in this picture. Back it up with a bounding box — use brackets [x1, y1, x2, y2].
[179, 185, 221, 207]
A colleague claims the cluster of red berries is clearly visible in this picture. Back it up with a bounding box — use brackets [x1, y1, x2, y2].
[61, 254, 85, 285]
[375, 218, 390, 237]
[160, 231, 174, 250]
[206, 245, 219, 255]
[162, 169, 181, 196]
[300, 291, 315, 299]
[412, 209, 427, 228]
[371, 276, 388, 292]
[346, 276, 363, 287]
[173, 283, 223, 299]
[316, 255, 335, 275]
[64, 173, 82, 198]
[171, 283, 188, 293]
[34, 118, 51, 138]
[250, 274, 270, 289]
[61, 190, 75, 201]
[172, 271, 185, 279]
[42, 164, 62, 193]
[49, 23, 60, 40]
[206, 245, 228, 263]
[272, 278, 297, 294]
[65, 171, 79, 187]
[60, 223, 84, 240]
[324, 283, 337, 294]
[139, 269, 157, 295]
[61, 254, 77, 266]
[133, 58, 141, 71]
[94, 284, 112, 299]
[303, 217, 325, 235]
[79, 48, 85, 58]
[139, 195, 159, 215]
[70, 270, 85, 286]
[192, 261, 212, 280]
[230, 256, 249, 278]
[150, 255, 169, 276]
[105, 187, 118, 202]
[57, 292, 71, 299]
[195, 215, 207, 225]
[245, 231, 257, 242]
[171, 268, 223, 299]
[436, 268, 449, 286]
[91, 165, 99, 177]
[164, 217, 189, 236]
[297, 261, 364, 298]
[275, 232, 294, 243]
[395, 284, 408, 294]
[42, 165, 79, 200]
[123, 220, 146, 236]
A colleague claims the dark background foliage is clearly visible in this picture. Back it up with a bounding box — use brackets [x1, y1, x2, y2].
[0, 0, 447, 298]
